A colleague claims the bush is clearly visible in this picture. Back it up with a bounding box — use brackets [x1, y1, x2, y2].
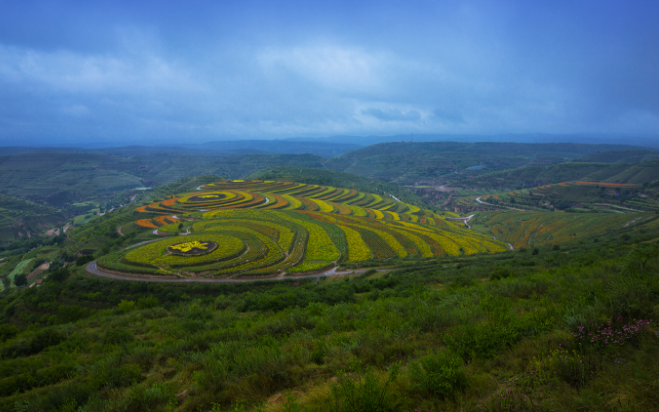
[489, 267, 512, 281]
[91, 362, 142, 389]
[1, 328, 64, 358]
[103, 327, 135, 345]
[330, 364, 401, 412]
[444, 323, 520, 362]
[14, 274, 27, 287]
[57, 305, 89, 322]
[76, 255, 94, 266]
[408, 352, 468, 398]
[137, 296, 159, 309]
[115, 383, 175, 412]
[117, 300, 136, 313]
[49, 268, 70, 282]
[0, 323, 20, 343]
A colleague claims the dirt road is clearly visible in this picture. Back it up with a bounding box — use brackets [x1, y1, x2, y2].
[446, 214, 475, 229]
[86, 261, 375, 284]
[476, 197, 527, 211]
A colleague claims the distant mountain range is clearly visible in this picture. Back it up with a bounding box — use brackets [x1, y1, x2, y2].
[3, 133, 658, 151]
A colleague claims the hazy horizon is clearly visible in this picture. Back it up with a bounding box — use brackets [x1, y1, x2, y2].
[1, 133, 658, 151]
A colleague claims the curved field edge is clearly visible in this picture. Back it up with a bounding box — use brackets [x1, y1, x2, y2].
[100, 180, 510, 278]
[471, 210, 656, 248]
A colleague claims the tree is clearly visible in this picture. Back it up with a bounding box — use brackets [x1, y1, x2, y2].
[76, 255, 95, 266]
[1, 277, 10, 291]
[623, 243, 659, 275]
[14, 274, 27, 287]
[50, 268, 70, 282]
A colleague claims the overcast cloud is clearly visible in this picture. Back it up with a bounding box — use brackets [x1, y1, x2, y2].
[0, 0, 658, 145]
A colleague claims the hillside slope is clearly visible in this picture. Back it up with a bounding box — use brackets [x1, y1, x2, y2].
[0, 152, 326, 203]
[0, 194, 66, 243]
[471, 210, 655, 248]
[576, 149, 659, 163]
[245, 167, 425, 207]
[324, 142, 649, 184]
[459, 159, 659, 189]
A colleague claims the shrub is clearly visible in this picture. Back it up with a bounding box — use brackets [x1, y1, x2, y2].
[118, 300, 136, 313]
[14, 274, 27, 287]
[1, 328, 64, 358]
[115, 383, 175, 412]
[57, 305, 89, 323]
[49, 268, 70, 282]
[489, 267, 512, 281]
[0, 323, 20, 343]
[90, 362, 142, 389]
[76, 255, 94, 266]
[330, 364, 401, 412]
[407, 352, 468, 398]
[137, 296, 159, 309]
[444, 323, 520, 362]
[103, 327, 135, 345]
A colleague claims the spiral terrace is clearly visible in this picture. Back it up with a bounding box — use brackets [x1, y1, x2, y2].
[96, 180, 508, 279]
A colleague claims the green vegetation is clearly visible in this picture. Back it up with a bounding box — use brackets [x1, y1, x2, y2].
[324, 142, 650, 185]
[459, 159, 659, 190]
[246, 166, 425, 207]
[0, 213, 657, 411]
[0, 195, 66, 243]
[576, 149, 659, 163]
[1, 144, 659, 411]
[471, 211, 654, 248]
[450, 180, 659, 215]
[0, 152, 326, 202]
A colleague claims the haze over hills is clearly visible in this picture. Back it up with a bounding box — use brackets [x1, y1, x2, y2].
[0, 140, 362, 159]
[324, 141, 657, 185]
[6, 133, 659, 151]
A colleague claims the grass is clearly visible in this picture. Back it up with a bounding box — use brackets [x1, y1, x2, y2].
[1, 171, 659, 411]
[0, 224, 658, 411]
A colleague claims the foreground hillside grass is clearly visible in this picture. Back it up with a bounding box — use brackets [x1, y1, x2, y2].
[0, 218, 658, 411]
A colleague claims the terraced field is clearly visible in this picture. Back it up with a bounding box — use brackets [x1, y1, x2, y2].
[471, 210, 655, 248]
[98, 180, 508, 277]
[453, 180, 659, 214]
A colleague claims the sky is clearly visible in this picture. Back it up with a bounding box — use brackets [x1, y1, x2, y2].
[0, 0, 658, 146]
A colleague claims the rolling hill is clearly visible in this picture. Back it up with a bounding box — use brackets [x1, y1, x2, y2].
[0, 152, 326, 204]
[0, 194, 66, 243]
[458, 159, 659, 189]
[470, 210, 655, 248]
[576, 149, 659, 163]
[324, 142, 651, 184]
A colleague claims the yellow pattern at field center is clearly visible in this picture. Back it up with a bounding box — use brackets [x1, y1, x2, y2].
[169, 241, 209, 253]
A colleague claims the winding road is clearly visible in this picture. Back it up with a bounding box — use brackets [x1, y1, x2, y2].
[86, 261, 376, 284]
[476, 197, 527, 211]
[446, 214, 475, 229]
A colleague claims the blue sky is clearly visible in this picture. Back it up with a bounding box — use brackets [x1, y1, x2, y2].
[0, 0, 658, 145]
